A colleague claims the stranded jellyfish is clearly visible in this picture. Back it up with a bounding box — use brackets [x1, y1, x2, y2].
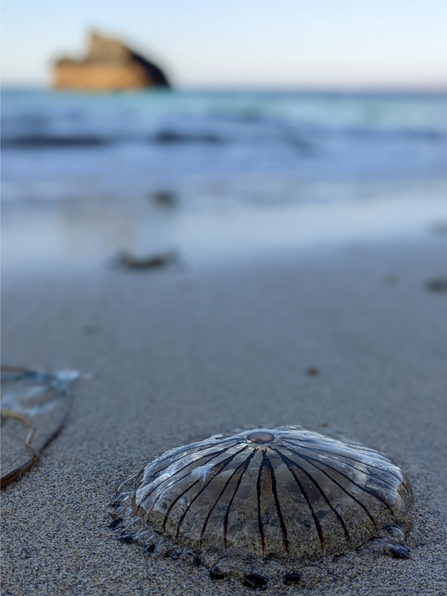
[111, 427, 413, 585]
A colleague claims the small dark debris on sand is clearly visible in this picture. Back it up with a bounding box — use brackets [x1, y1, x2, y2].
[209, 565, 226, 580]
[242, 572, 268, 589]
[283, 572, 302, 584]
[425, 278, 447, 292]
[118, 533, 134, 544]
[384, 544, 409, 559]
[108, 517, 123, 529]
[113, 251, 178, 271]
[143, 543, 156, 554]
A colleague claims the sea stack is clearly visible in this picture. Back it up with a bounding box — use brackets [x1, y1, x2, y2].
[53, 32, 170, 91]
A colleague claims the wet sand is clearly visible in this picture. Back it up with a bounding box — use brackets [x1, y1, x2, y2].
[2, 235, 447, 595]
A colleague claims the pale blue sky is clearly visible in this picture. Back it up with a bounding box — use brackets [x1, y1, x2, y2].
[2, 0, 447, 89]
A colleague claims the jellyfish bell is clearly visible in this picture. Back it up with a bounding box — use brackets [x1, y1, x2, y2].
[111, 427, 413, 584]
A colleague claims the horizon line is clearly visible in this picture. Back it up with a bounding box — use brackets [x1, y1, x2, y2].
[2, 83, 447, 95]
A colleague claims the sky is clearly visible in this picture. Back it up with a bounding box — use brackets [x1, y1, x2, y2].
[2, 0, 447, 90]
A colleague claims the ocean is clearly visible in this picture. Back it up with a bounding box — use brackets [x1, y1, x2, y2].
[2, 90, 447, 274]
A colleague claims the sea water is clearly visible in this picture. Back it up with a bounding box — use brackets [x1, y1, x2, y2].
[2, 90, 447, 200]
[2, 90, 447, 273]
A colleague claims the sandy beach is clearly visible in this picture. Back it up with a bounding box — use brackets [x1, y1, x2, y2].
[2, 198, 447, 595]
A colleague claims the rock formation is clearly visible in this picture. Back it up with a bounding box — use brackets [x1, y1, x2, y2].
[53, 32, 170, 91]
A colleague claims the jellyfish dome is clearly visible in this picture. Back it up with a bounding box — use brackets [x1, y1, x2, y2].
[129, 427, 412, 562]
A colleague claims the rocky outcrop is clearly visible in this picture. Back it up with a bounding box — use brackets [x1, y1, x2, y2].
[53, 32, 170, 91]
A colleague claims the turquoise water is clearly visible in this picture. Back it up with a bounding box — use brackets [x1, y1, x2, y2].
[3, 89, 447, 130]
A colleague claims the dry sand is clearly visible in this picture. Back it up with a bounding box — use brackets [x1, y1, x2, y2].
[2, 236, 447, 595]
